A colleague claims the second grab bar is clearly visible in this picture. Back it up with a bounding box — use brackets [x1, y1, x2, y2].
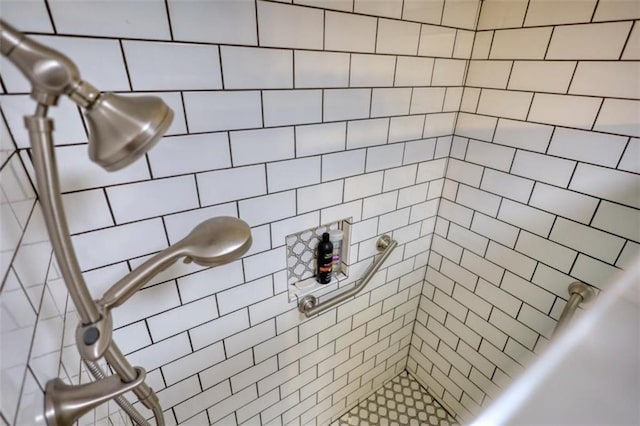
[298, 235, 397, 317]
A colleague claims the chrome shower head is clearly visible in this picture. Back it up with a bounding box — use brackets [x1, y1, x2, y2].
[175, 216, 253, 267]
[84, 93, 174, 171]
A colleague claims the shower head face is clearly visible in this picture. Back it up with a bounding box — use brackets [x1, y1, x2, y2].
[178, 217, 252, 267]
[84, 93, 174, 171]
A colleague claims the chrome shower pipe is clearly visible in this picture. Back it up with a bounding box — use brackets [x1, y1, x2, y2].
[27, 109, 160, 426]
[553, 281, 596, 336]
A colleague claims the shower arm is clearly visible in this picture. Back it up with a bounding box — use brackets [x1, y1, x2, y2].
[1, 20, 164, 426]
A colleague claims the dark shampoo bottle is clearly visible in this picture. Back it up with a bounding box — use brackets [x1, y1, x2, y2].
[316, 232, 334, 284]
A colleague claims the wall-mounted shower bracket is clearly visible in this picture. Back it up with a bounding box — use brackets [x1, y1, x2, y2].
[45, 367, 146, 426]
[75, 305, 113, 362]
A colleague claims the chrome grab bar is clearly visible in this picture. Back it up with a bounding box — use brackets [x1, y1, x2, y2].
[553, 281, 596, 336]
[298, 235, 397, 317]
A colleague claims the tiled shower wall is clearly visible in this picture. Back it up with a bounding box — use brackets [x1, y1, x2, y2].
[0, 0, 478, 425]
[407, 0, 640, 421]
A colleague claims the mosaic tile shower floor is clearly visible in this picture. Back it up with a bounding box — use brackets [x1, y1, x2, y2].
[335, 371, 458, 426]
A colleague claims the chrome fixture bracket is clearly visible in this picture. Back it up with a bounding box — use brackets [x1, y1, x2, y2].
[553, 281, 596, 336]
[298, 235, 397, 317]
[45, 367, 146, 426]
[75, 305, 113, 362]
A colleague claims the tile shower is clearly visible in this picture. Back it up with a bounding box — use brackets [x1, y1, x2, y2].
[0, 0, 638, 425]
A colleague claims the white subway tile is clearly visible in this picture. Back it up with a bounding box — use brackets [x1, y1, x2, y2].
[322, 149, 366, 181]
[236, 388, 279, 423]
[493, 119, 553, 153]
[528, 93, 602, 131]
[619, 138, 640, 174]
[177, 261, 244, 303]
[486, 241, 536, 280]
[417, 24, 455, 57]
[549, 127, 628, 169]
[296, 122, 346, 156]
[323, 89, 371, 122]
[529, 183, 599, 224]
[257, 1, 323, 49]
[149, 133, 231, 178]
[347, 118, 389, 149]
[594, 99, 640, 138]
[432, 59, 467, 86]
[189, 310, 250, 351]
[466, 139, 515, 172]
[488, 308, 537, 350]
[298, 180, 343, 213]
[461, 87, 481, 113]
[441, 0, 479, 30]
[48, 0, 168, 38]
[616, 241, 640, 269]
[498, 199, 552, 238]
[481, 169, 534, 203]
[230, 127, 295, 166]
[471, 31, 493, 59]
[268, 157, 320, 192]
[263, 90, 322, 127]
[123, 41, 221, 91]
[218, 276, 273, 316]
[453, 29, 474, 59]
[444, 87, 464, 112]
[184, 91, 262, 133]
[570, 163, 640, 209]
[516, 231, 577, 273]
[72, 219, 167, 271]
[362, 191, 398, 219]
[350, 54, 396, 87]
[128, 333, 192, 375]
[148, 295, 219, 342]
[174, 381, 231, 424]
[208, 387, 258, 424]
[446, 158, 483, 187]
[168, 0, 257, 45]
[508, 61, 576, 93]
[424, 112, 457, 137]
[250, 292, 292, 325]
[466, 60, 512, 89]
[403, 0, 443, 24]
[226, 320, 276, 357]
[439, 199, 473, 228]
[416, 159, 447, 183]
[476, 278, 521, 318]
[593, 0, 640, 21]
[380, 208, 411, 234]
[398, 183, 429, 208]
[221, 46, 292, 89]
[62, 190, 113, 235]
[490, 27, 552, 59]
[461, 250, 504, 286]
[107, 176, 198, 224]
[322, 199, 363, 223]
[344, 172, 384, 202]
[551, 218, 625, 264]
[405, 139, 437, 165]
[511, 151, 576, 187]
[384, 165, 418, 192]
[456, 184, 501, 217]
[28, 35, 129, 91]
[295, 51, 349, 88]
[371, 88, 412, 118]
[471, 213, 519, 248]
[411, 88, 446, 114]
[570, 61, 640, 99]
[524, 0, 596, 26]
[239, 191, 296, 226]
[270, 212, 319, 247]
[477, 89, 533, 121]
[112, 321, 151, 355]
[547, 22, 632, 60]
[395, 57, 434, 87]
[112, 281, 180, 329]
[477, 0, 527, 30]
[197, 165, 266, 206]
[376, 19, 420, 55]
[448, 223, 489, 257]
[622, 22, 640, 60]
[355, 0, 402, 18]
[571, 254, 621, 289]
[325, 11, 377, 53]
[296, 0, 352, 12]
[389, 115, 425, 143]
[366, 144, 405, 172]
[456, 113, 497, 142]
[592, 201, 640, 242]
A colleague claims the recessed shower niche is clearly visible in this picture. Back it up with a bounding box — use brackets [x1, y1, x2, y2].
[286, 218, 353, 302]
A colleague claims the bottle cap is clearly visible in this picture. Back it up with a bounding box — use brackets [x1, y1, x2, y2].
[329, 230, 343, 242]
[322, 232, 330, 242]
